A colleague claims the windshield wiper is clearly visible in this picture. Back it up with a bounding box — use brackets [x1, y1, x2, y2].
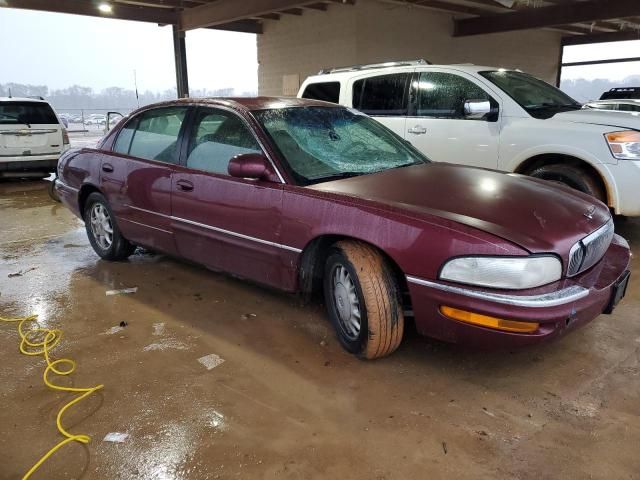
[313, 171, 363, 182]
[527, 102, 581, 110]
[0, 113, 31, 127]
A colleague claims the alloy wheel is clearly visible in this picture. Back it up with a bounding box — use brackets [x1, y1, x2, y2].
[332, 264, 362, 340]
[90, 203, 113, 250]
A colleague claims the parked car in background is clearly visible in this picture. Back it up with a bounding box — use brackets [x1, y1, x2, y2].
[55, 98, 631, 359]
[0, 96, 69, 177]
[85, 114, 107, 125]
[57, 115, 69, 128]
[584, 99, 640, 113]
[600, 87, 640, 100]
[298, 60, 640, 217]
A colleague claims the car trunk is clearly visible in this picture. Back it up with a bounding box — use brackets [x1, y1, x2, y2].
[0, 101, 63, 159]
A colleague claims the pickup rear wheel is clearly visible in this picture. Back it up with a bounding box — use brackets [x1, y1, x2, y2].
[324, 241, 404, 360]
[528, 164, 605, 202]
[84, 192, 135, 261]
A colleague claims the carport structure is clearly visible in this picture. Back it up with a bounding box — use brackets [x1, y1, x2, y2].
[2, 0, 640, 95]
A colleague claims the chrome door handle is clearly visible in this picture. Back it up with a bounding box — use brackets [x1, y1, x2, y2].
[407, 125, 427, 135]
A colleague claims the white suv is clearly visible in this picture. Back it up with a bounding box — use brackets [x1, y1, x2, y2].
[298, 60, 640, 216]
[0, 97, 69, 178]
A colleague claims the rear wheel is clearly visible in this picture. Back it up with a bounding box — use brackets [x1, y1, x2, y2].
[84, 192, 135, 261]
[528, 164, 606, 203]
[323, 241, 404, 360]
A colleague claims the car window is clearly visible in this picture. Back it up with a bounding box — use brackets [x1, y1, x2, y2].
[352, 73, 410, 116]
[412, 72, 493, 119]
[113, 121, 136, 154]
[618, 103, 640, 112]
[301, 82, 341, 103]
[588, 103, 616, 110]
[0, 101, 58, 125]
[123, 107, 187, 164]
[186, 108, 261, 175]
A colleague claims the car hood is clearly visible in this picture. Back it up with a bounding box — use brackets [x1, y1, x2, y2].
[309, 163, 611, 253]
[552, 109, 640, 129]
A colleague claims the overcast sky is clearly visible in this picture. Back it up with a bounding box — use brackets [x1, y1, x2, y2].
[1, 8, 638, 92]
[562, 39, 640, 81]
[0, 8, 258, 93]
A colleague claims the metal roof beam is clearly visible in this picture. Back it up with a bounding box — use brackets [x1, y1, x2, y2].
[454, 0, 640, 36]
[180, 0, 320, 30]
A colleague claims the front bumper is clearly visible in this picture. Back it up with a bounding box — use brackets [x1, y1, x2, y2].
[407, 234, 631, 348]
[609, 160, 640, 216]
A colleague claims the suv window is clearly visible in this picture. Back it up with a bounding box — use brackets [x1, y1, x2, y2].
[301, 82, 341, 103]
[352, 73, 410, 116]
[115, 107, 187, 163]
[0, 101, 58, 125]
[412, 72, 493, 119]
[186, 108, 261, 175]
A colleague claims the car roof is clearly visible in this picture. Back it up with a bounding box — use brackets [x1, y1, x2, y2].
[0, 96, 48, 103]
[301, 64, 505, 83]
[135, 96, 340, 115]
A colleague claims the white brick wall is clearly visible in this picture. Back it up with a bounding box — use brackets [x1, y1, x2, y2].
[258, 0, 562, 96]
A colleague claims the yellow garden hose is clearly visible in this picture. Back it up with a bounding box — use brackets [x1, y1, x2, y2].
[0, 314, 104, 479]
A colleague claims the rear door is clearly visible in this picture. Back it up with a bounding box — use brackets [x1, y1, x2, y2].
[349, 72, 411, 138]
[404, 69, 500, 168]
[106, 106, 190, 254]
[171, 106, 286, 288]
[0, 101, 63, 159]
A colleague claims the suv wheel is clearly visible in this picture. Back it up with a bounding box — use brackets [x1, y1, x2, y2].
[528, 164, 606, 202]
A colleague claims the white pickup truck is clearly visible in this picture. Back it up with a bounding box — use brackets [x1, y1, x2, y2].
[298, 61, 640, 216]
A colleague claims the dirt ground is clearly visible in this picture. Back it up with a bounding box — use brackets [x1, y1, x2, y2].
[1, 179, 639, 480]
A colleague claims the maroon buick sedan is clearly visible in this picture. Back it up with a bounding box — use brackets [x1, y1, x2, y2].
[55, 97, 631, 359]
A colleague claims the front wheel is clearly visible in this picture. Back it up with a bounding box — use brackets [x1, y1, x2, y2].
[324, 241, 404, 360]
[84, 192, 135, 261]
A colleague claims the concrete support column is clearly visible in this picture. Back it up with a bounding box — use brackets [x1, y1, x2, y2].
[173, 25, 189, 98]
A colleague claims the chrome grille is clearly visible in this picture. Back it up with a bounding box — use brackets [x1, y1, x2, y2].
[567, 218, 615, 276]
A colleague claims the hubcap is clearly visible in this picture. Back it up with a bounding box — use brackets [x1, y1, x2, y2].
[332, 265, 361, 340]
[90, 203, 113, 250]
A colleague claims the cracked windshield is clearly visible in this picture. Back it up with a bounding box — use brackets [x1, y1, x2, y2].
[254, 106, 426, 184]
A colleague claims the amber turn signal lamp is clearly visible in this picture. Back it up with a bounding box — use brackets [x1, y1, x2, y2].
[440, 306, 539, 333]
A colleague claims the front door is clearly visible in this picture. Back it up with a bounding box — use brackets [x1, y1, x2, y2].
[405, 70, 501, 169]
[171, 107, 286, 288]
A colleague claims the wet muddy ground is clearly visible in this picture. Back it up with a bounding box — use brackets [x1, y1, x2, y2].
[1, 179, 639, 480]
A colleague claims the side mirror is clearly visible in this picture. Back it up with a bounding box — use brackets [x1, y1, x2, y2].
[228, 153, 271, 180]
[463, 99, 492, 119]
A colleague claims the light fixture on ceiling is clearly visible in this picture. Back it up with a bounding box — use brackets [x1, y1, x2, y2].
[493, 0, 516, 7]
[98, 3, 113, 13]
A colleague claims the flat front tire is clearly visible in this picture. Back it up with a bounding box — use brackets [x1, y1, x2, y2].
[324, 241, 404, 360]
[84, 192, 135, 261]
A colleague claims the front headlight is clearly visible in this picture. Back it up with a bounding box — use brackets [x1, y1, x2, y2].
[440, 256, 562, 290]
[605, 131, 640, 160]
